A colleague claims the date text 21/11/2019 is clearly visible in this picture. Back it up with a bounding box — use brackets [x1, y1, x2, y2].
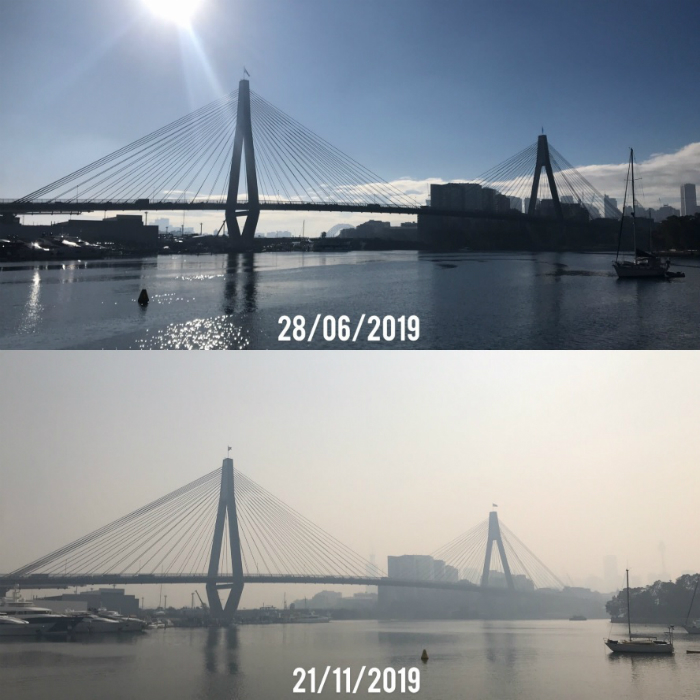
[293, 667, 420, 694]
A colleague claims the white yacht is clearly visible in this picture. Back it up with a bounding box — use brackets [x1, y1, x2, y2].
[98, 609, 147, 632]
[70, 613, 122, 634]
[0, 588, 84, 635]
[0, 612, 34, 637]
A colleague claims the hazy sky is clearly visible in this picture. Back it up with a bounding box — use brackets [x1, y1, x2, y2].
[1, 351, 699, 608]
[1, 0, 699, 236]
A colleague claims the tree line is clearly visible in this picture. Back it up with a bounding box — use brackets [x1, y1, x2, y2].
[606, 573, 699, 624]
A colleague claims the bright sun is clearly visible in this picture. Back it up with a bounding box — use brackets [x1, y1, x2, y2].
[144, 0, 203, 27]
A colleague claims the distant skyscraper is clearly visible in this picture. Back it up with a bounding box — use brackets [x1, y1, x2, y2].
[603, 555, 619, 591]
[680, 183, 697, 215]
[153, 217, 171, 231]
[603, 195, 618, 218]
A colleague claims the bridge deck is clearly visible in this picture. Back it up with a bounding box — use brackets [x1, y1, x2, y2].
[0, 199, 542, 223]
[0, 573, 490, 594]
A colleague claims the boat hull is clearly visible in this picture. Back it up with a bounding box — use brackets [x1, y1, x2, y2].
[684, 625, 700, 635]
[71, 617, 122, 633]
[0, 620, 37, 636]
[613, 261, 668, 278]
[605, 639, 674, 654]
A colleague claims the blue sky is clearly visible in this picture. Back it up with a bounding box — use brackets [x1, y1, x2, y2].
[1, 0, 698, 231]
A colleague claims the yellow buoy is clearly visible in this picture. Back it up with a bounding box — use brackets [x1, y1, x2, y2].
[421, 649, 429, 662]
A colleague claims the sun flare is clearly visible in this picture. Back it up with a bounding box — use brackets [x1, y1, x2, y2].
[144, 0, 204, 27]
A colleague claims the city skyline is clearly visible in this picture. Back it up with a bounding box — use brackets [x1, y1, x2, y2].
[1, 0, 699, 236]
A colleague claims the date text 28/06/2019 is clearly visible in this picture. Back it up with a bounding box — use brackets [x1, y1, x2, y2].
[278, 315, 420, 343]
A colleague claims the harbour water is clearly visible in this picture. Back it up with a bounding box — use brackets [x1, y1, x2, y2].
[1, 251, 699, 349]
[1, 620, 698, 700]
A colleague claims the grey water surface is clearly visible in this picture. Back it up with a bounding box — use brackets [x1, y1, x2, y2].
[1, 620, 698, 700]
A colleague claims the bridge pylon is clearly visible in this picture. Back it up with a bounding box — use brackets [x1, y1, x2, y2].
[225, 79, 260, 248]
[480, 510, 515, 591]
[206, 457, 245, 623]
[527, 134, 563, 220]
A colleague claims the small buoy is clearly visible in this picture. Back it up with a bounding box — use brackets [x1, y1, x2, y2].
[420, 649, 429, 662]
[138, 289, 149, 306]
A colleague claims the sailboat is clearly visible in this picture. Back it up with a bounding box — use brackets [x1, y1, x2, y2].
[683, 574, 700, 635]
[613, 149, 674, 279]
[604, 570, 674, 654]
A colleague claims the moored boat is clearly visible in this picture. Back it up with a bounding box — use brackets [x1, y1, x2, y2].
[613, 150, 682, 280]
[604, 570, 674, 654]
[0, 593, 84, 637]
[0, 612, 35, 637]
[98, 609, 147, 632]
[69, 613, 122, 634]
[290, 612, 331, 623]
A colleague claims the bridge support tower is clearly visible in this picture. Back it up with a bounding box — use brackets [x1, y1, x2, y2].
[480, 510, 515, 591]
[225, 79, 260, 249]
[527, 134, 563, 220]
[206, 457, 245, 623]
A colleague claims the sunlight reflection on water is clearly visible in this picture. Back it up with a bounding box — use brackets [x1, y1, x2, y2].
[135, 316, 250, 350]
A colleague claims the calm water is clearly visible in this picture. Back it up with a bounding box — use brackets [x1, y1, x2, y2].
[1, 251, 699, 349]
[1, 620, 698, 700]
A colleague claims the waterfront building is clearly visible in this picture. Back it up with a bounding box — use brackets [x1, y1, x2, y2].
[0, 215, 159, 252]
[339, 220, 417, 241]
[40, 588, 140, 615]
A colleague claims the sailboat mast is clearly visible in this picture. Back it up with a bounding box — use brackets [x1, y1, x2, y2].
[626, 569, 632, 640]
[630, 149, 637, 256]
[685, 574, 700, 626]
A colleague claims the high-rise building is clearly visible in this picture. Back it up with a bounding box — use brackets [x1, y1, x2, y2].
[603, 555, 619, 592]
[153, 217, 171, 231]
[681, 183, 697, 215]
[603, 195, 618, 218]
[387, 554, 459, 582]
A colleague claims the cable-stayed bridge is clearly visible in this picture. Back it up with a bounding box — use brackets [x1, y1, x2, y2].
[0, 80, 616, 248]
[1, 458, 562, 622]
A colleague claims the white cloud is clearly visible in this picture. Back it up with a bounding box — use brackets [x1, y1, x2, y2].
[576, 143, 700, 208]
